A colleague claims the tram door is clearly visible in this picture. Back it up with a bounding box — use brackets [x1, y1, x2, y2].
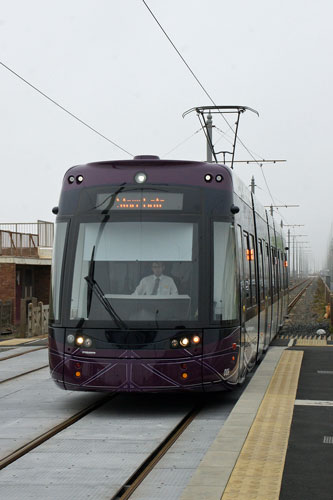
[257, 240, 267, 354]
[236, 225, 247, 381]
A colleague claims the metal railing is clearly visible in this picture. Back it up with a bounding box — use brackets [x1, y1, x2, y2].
[0, 230, 38, 257]
[0, 221, 54, 250]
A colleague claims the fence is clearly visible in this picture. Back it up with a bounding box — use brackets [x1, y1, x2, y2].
[0, 300, 12, 330]
[0, 230, 38, 257]
[27, 301, 49, 337]
[0, 221, 54, 248]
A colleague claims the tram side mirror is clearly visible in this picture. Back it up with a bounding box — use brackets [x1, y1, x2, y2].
[230, 204, 240, 214]
[52, 206, 59, 215]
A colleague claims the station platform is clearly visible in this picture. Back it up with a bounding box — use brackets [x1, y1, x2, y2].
[180, 341, 333, 500]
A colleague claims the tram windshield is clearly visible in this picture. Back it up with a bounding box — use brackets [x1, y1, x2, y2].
[70, 220, 199, 325]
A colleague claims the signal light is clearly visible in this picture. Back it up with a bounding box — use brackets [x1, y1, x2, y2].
[181, 372, 188, 379]
[75, 371, 81, 378]
[232, 343, 237, 350]
[246, 249, 254, 261]
[135, 172, 147, 184]
[192, 335, 201, 344]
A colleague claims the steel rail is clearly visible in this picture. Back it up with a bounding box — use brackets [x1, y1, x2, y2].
[287, 278, 315, 314]
[288, 278, 312, 293]
[111, 403, 203, 500]
[0, 393, 116, 470]
[0, 364, 49, 385]
[0, 346, 47, 362]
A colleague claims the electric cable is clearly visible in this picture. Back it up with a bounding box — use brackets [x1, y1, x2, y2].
[163, 128, 202, 157]
[142, 0, 282, 208]
[0, 60, 133, 157]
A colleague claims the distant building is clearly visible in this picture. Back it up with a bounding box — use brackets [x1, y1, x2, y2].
[0, 221, 53, 333]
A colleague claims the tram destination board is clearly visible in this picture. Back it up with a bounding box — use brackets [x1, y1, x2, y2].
[96, 191, 183, 210]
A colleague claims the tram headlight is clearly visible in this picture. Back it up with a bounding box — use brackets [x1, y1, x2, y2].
[134, 172, 147, 184]
[171, 339, 179, 348]
[76, 175, 84, 183]
[204, 174, 213, 183]
[83, 337, 93, 348]
[66, 334, 75, 345]
[215, 174, 223, 182]
[192, 335, 201, 344]
[75, 336, 84, 346]
[68, 175, 75, 184]
[180, 337, 190, 347]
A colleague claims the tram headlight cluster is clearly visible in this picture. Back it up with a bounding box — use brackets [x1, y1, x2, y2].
[66, 334, 93, 348]
[204, 173, 224, 183]
[68, 174, 84, 184]
[170, 335, 201, 349]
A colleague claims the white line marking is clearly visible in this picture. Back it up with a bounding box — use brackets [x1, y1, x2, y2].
[295, 400, 333, 407]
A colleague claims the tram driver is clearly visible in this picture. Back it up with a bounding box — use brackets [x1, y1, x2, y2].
[133, 262, 178, 296]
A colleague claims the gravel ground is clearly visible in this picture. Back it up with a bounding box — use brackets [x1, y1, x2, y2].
[281, 277, 330, 337]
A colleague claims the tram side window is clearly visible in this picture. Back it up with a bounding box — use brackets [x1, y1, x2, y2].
[265, 243, 271, 299]
[237, 225, 245, 298]
[213, 222, 238, 321]
[243, 232, 256, 307]
[50, 222, 68, 321]
[283, 253, 288, 289]
[258, 240, 265, 302]
[276, 251, 280, 294]
[271, 248, 276, 296]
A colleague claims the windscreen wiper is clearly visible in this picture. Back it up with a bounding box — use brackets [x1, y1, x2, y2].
[86, 246, 96, 317]
[84, 275, 127, 329]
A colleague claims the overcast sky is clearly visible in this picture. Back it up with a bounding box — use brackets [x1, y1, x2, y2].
[1, 0, 332, 268]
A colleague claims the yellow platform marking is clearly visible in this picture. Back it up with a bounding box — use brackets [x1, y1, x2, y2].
[221, 350, 303, 500]
[296, 338, 327, 346]
[0, 335, 47, 346]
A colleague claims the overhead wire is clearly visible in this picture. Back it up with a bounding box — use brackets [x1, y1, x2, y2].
[0, 60, 133, 157]
[163, 128, 202, 157]
[141, 0, 282, 210]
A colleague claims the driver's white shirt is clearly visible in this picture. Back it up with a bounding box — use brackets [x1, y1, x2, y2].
[134, 274, 178, 295]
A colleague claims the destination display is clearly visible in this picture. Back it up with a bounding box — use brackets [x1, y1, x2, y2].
[96, 192, 184, 210]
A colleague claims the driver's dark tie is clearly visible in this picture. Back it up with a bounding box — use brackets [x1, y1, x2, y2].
[151, 278, 160, 295]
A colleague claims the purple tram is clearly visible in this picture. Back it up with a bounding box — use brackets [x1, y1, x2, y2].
[49, 155, 288, 392]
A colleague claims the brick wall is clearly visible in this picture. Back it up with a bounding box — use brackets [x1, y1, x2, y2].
[0, 263, 15, 323]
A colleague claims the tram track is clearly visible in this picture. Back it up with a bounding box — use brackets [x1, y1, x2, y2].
[288, 277, 312, 293]
[0, 346, 49, 385]
[0, 364, 49, 385]
[287, 277, 315, 314]
[0, 393, 116, 471]
[0, 390, 213, 500]
[111, 403, 203, 500]
[0, 345, 47, 362]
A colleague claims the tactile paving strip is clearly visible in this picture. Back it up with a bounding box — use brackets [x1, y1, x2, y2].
[295, 338, 327, 346]
[221, 350, 303, 500]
